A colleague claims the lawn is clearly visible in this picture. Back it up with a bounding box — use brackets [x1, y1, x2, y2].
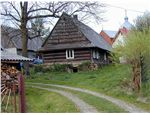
[25, 87, 79, 112]
[26, 64, 150, 111]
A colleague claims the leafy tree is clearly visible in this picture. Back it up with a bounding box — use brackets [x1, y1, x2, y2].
[112, 12, 150, 93]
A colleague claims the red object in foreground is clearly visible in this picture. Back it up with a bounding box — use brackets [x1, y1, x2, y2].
[18, 73, 26, 113]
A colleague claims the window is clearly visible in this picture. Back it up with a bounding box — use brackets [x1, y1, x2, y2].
[93, 50, 99, 59]
[66, 49, 74, 59]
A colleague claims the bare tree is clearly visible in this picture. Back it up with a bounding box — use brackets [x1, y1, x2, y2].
[1, 1, 105, 75]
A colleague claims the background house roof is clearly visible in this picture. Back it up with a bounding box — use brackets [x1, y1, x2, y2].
[102, 30, 117, 38]
[1, 48, 32, 61]
[1, 25, 43, 51]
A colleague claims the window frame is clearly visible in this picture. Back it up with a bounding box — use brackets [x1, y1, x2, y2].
[66, 49, 74, 59]
[92, 49, 99, 59]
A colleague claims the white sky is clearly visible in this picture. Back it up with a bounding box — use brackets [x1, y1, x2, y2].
[0, 0, 150, 33]
[88, 0, 150, 32]
[45, 0, 150, 33]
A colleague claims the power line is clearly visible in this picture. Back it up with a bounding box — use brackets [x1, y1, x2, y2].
[105, 3, 145, 13]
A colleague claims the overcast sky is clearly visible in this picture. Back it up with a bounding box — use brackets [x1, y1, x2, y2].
[89, 0, 150, 32]
[1, 0, 150, 33]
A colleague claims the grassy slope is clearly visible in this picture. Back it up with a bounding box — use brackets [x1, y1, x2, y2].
[26, 64, 150, 111]
[25, 87, 79, 112]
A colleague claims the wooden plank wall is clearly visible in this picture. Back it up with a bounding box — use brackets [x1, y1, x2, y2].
[45, 14, 90, 47]
[43, 48, 91, 63]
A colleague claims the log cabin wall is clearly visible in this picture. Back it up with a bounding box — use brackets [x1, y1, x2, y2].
[91, 48, 110, 65]
[43, 50, 66, 63]
[74, 48, 91, 61]
[43, 48, 91, 64]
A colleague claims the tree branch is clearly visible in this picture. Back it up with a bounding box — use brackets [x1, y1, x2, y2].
[28, 3, 35, 12]
[9, 1, 21, 18]
[1, 13, 20, 22]
[53, 2, 70, 13]
[28, 14, 59, 20]
[28, 8, 51, 15]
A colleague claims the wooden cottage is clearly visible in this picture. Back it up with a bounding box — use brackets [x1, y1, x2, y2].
[39, 13, 112, 66]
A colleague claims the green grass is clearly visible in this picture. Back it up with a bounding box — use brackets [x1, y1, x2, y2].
[1, 95, 19, 113]
[28, 84, 126, 113]
[26, 64, 150, 111]
[25, 87, 79, 112]
[73, 91, 126, 113]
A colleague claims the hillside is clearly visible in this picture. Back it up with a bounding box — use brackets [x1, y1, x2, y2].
[26, 64, 150, 111]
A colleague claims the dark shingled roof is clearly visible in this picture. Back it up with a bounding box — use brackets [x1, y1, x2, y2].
[1, 25, 43, 51]
[72, 18, 112, 51]
[40, 42, 93, 51]
[40, 13, 112, 51]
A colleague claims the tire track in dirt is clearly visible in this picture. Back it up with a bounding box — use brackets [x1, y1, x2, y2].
[29, 85, 98, 113]
[28, 82, 148, 113]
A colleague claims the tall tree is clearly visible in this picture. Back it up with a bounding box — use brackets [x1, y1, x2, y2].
[112, 12, 150, 93]
[1, 1, 105, 75]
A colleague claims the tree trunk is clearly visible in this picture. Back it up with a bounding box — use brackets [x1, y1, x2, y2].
[20, 2, 30, 76]
[131, 59, 141, 92]
[140, 55, 148, 83]
[21, 21, 28, 57]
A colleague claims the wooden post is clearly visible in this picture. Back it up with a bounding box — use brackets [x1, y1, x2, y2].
[13, 81, 17, 112]
[18, 73, 26, 113]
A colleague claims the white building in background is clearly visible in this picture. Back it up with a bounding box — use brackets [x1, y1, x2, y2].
[112, 14, 133, 63]
[112, 15, 133, 48]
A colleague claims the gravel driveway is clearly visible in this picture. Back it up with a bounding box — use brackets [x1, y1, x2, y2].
[30, 85, 98, 113]
[28, 82, 148, 113]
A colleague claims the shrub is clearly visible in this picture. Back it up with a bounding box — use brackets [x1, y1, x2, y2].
[51, 64, 71, 72]
[78, 61, 91, 71]
[33, 65, 50, 73]
[34, 65, 44, 73]
[33, 64, 73, 73]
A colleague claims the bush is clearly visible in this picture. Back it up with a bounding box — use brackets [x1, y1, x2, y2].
[51, 64, 71, 72]
[34, 65, 44, 73]
[33, 64, 73, 73]
[78, 61, 91, 71]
